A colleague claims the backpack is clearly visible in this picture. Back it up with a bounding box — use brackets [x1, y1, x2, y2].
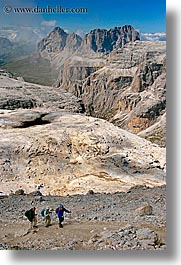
[25, 209, 31, 222]
[25, 210, 29, 218]
[41, 208, 45, 217]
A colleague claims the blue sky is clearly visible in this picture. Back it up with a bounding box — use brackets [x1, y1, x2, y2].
[0, 0, 166, 33]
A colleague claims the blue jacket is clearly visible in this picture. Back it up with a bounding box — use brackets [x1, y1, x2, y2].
[57, 207, 71, 218]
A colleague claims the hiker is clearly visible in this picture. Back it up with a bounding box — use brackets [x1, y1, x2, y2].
[44, 206, 52, 227]
[25, 207, 37, 229]
[56, 204, 71, 228]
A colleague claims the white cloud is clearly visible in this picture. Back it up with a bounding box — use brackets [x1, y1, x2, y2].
[41, 20, 57, 27]
[64, 29, 70, 34]
[141, 32, 166, 41]
[75, 29, 85, 38]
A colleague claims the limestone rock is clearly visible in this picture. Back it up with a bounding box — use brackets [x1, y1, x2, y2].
[135, 205, 153, 216]
[14, 189, 25, 195]
[0, 97, 37, 110]
[0, 71, 84, 113]
[0, 110, 166, 196]
[71, 41, 166, 146]
[43, 38, 165, 147]
[37, 27, 68, 58]
[80, 25, 140, 53]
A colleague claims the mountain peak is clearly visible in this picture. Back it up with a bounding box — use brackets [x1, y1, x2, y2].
[52, 27, 67, 34]
[37, 27, 68, 54]
[81, 25, 140, 53]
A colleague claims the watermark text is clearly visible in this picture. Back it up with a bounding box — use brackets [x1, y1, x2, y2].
[4, 5, 88, 14]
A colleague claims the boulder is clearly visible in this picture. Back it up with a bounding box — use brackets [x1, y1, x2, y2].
[135, 205, 153, 216]
[14, 189, 25, 195]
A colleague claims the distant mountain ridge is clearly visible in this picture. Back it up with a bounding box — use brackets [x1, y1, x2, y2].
[141, 32, 166, 41]
[37, 27, 82, 60]
[0, 26, 51, 66]
[37, 25, 140, 58]
[0, 36, 35, 66]
[0, 26, 49, 44]
[80, 25, 140, 53]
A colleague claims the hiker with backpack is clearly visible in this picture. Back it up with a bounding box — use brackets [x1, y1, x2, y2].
[56, 204, 71, 228]
[25, 207, 37, 229]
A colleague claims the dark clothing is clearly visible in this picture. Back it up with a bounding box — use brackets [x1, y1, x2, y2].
[25, 208, 36, 222]
[56, 207, 71, 227]
[59, 216, 64, 227]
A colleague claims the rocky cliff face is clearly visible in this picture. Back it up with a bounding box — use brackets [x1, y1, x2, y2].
[37, 26, 166, 146]
[37, 27, 68, 58]
[37, 27, 82, 64]
[65, 41, 166, 146]
[37, 25, 139, 70]
[0, 36, 166, 196]
[80, 25, 140, 53]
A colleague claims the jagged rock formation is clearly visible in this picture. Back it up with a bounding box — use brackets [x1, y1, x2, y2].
[0, 24, 166, 195]
[79, 25, 140, 53]
[37, 25, 140, 86]
[0, 109, 165, 196]
[37, 27, 82, 65]
[38, 25, 139, 59]
[37, 26, 166, 146]
[59, 41, 166, 146]
[75, 41, 166, 122]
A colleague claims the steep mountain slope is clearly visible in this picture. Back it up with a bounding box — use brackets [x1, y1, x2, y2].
[58, 42, 166, 146]
[36, 26, 166, 146]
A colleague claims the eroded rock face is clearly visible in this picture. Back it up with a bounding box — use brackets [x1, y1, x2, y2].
[80, 41, 166, 117]
[43, 37, 165, 146]
[80, 25, 140, 53]
[73, 41, 166, 146]
[30, 27, 166, 147]
[37, 25, 140, 93]
[0, 110, 166, 196]
[37, 27, 69, 58]
[38, 25, 139, 59]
